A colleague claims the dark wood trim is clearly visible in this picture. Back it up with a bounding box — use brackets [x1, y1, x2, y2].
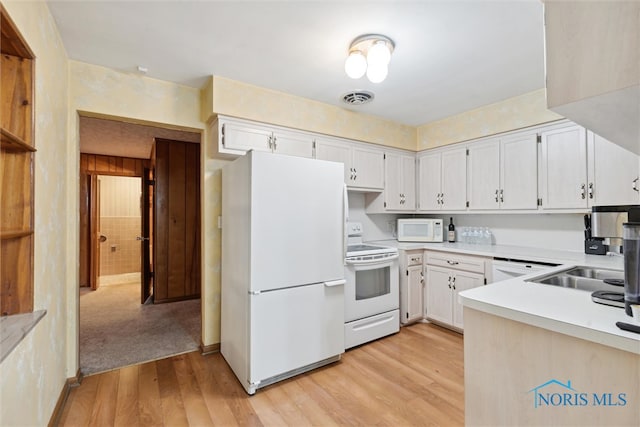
[48, 370, 83, 427]
[200, 342, 220, 356]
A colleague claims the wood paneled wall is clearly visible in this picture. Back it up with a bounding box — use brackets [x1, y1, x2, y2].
[80, 154, 147, 177]
[154, 140, 201, 302]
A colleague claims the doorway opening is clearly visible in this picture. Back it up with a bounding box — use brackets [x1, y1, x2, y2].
[96, 175, 143, 293]
[78, 116, 202, 376]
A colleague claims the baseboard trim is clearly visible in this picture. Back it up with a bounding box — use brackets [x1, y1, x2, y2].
[200, 342, 220, 355]
[48, 369, 82, 427]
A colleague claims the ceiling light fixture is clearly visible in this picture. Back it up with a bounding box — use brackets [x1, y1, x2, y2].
[344, 34, 395, 83]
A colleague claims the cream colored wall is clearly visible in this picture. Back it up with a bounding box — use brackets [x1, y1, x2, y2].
[0, 1, 70, 426]
[417, 89, 563, 149]
[203, 76, 417, 151]
[66, 61, 219, 350]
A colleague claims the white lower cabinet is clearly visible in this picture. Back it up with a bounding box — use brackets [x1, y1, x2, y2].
[424, 252, 487, 330]
[399, 250, 424, 324]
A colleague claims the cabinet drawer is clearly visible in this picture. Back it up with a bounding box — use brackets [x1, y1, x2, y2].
[406, 252, 423, 266]
[426, 251, 487, 274]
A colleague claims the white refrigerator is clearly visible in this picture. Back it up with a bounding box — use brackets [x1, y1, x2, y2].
[221, 150, 346, 395]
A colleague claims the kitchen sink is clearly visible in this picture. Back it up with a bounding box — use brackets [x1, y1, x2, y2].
[528, 266, 625, 293]
[563, 267, 625, 281]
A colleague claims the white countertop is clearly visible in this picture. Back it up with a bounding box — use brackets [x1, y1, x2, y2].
[369, 240, 639, 354]
[369, 239, 625, 268]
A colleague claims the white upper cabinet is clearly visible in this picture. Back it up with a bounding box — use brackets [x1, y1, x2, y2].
[588, 132, 640, 206]
[468, 133, 538, 211]
[418, 147, 467, 211]
[500, 132, 539, 210]
[351, 146, 384, 190]
[418, 151, 442, 211]
[384, 153, 416, 210]
[272, 128, 315, 158]
[467, 139, 501, 210]
[540, 125, 589, 209]
[314, 137, 352, 183]
[212, 116, 314, 158]
[315, 137, 384, 191]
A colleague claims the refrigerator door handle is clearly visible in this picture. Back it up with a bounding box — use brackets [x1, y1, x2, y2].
[343, 184, 349, 261]
[324, 279, 346, 287]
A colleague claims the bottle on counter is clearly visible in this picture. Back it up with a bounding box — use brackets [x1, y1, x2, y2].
[448, 217, 456, 243]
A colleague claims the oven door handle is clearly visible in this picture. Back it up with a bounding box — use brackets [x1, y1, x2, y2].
[345, 253, 399, 265]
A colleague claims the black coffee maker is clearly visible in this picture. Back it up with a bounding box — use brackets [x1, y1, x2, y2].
[623, 207, 640, 316]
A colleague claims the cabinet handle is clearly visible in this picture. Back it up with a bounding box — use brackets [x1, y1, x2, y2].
[633, 178, 639, 192]
[495, 189, 499, 203]
[580, 184, 586, 199]
[499, 189, 504, 203]
[452, 276, 456, 290]
[350, 168, 355, 180]
[446, 260, 459, 265]
[272, 136, 277, 151]
[353, 168, 357, 181]
[267, 135, 273, 150]
[588, 182, 594, 199]
[420, 272, 424, 284]
[448, 276, 452, 289]
[441, 193, 444, 205]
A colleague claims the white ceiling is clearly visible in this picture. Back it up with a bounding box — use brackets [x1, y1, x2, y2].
[47, 0, 545, 127]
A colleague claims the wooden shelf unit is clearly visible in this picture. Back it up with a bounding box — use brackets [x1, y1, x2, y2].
[1, 4, 36, 316]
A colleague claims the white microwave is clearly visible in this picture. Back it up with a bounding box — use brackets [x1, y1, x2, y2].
[397, 218, 443, 242]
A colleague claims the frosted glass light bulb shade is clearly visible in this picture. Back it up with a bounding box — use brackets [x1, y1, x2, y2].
[367, 41, 391, 67]
[366, 63, 388, 83]
[344, 51, 367, 79]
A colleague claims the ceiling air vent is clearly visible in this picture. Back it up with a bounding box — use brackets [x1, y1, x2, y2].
[341, 91, 374, 105]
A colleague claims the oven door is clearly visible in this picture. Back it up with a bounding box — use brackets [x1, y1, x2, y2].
[344, 255, 399, 322]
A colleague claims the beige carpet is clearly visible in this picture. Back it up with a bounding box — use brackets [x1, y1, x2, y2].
[79, 282, 201, 375]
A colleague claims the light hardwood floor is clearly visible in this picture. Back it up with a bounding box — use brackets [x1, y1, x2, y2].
[58, 322, 464, 426]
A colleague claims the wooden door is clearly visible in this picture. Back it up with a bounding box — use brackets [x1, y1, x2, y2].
[90, 175, 101, 290]
[141, 167, 154, 304]
[154, 139, 200, 303]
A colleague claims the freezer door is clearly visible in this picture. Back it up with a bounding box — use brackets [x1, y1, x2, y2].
[251, 152, 345, 292]
[249, 281, 344, 384]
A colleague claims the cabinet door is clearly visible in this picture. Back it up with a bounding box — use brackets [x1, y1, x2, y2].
[540, 125, 588, 209]
[467, 140, 500, 210]
[589, 133, 640, 206]
[315, 138, 352, 183]
[401, 155, 416, 210]
[451, 270, 484, 330]
[406, 265, 424, 323]
[441, 148, 467, 210]
[351, 146, 384, 190]
[418, 152, 442, 211]
[500, 133, 539, 210]
[221, 120, 272, 153]
[272, 129, 314, 158]
[425, 266, 453, 325]
[384, 153, 403, 210]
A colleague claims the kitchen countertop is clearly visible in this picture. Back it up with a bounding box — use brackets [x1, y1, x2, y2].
[369, 239, 639, 354]
[369, 239, 625, 268]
